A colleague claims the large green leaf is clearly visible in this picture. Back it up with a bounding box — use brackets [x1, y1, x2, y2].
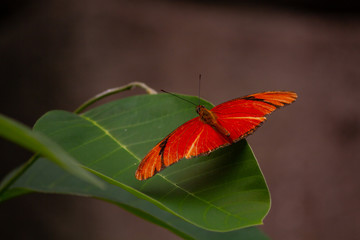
[2, 93, 270, 233]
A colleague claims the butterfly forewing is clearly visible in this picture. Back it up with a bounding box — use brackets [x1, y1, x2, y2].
[211, 91, 297, 142]
[135, 118, 231, 180]
[135, 118, 204, 180]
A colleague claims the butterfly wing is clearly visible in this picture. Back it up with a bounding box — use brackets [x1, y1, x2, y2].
[211, 91, 297, 142]
[136, 91, 297, 180]
[135, 117, 231, 180]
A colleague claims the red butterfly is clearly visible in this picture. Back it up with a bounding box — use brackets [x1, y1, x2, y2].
[135, 91, 297, 180]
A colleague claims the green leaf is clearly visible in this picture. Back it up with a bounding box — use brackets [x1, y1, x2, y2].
[1, 93, 270, 234]
[2, 156, 269, 239]
[0, 114, 104, 194]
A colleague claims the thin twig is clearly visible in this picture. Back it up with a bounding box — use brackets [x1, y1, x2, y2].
[74, 82, 157, 114]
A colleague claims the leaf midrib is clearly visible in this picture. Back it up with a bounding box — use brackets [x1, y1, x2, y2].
[80, 114, 247, 224]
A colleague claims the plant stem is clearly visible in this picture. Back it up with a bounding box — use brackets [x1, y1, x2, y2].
[74, 82, 157, 114]
[0, 154, 38, 199]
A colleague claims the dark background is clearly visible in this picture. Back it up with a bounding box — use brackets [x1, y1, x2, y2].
[1, 0, 360, 239]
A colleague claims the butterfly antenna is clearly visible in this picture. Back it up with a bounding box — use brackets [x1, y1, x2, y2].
[161, 90, 197, 106]
[198, 74, 202, 106]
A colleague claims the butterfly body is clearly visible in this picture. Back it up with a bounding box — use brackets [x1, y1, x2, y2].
[197, 105, 231, 138]
[135, 91, 297, 180]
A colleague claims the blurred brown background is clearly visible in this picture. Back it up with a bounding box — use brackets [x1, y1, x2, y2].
[1, 0, 360, 239]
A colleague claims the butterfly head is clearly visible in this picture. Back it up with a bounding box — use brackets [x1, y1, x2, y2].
[196, 105, 216, 122]
[196, 105, 206, 115]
